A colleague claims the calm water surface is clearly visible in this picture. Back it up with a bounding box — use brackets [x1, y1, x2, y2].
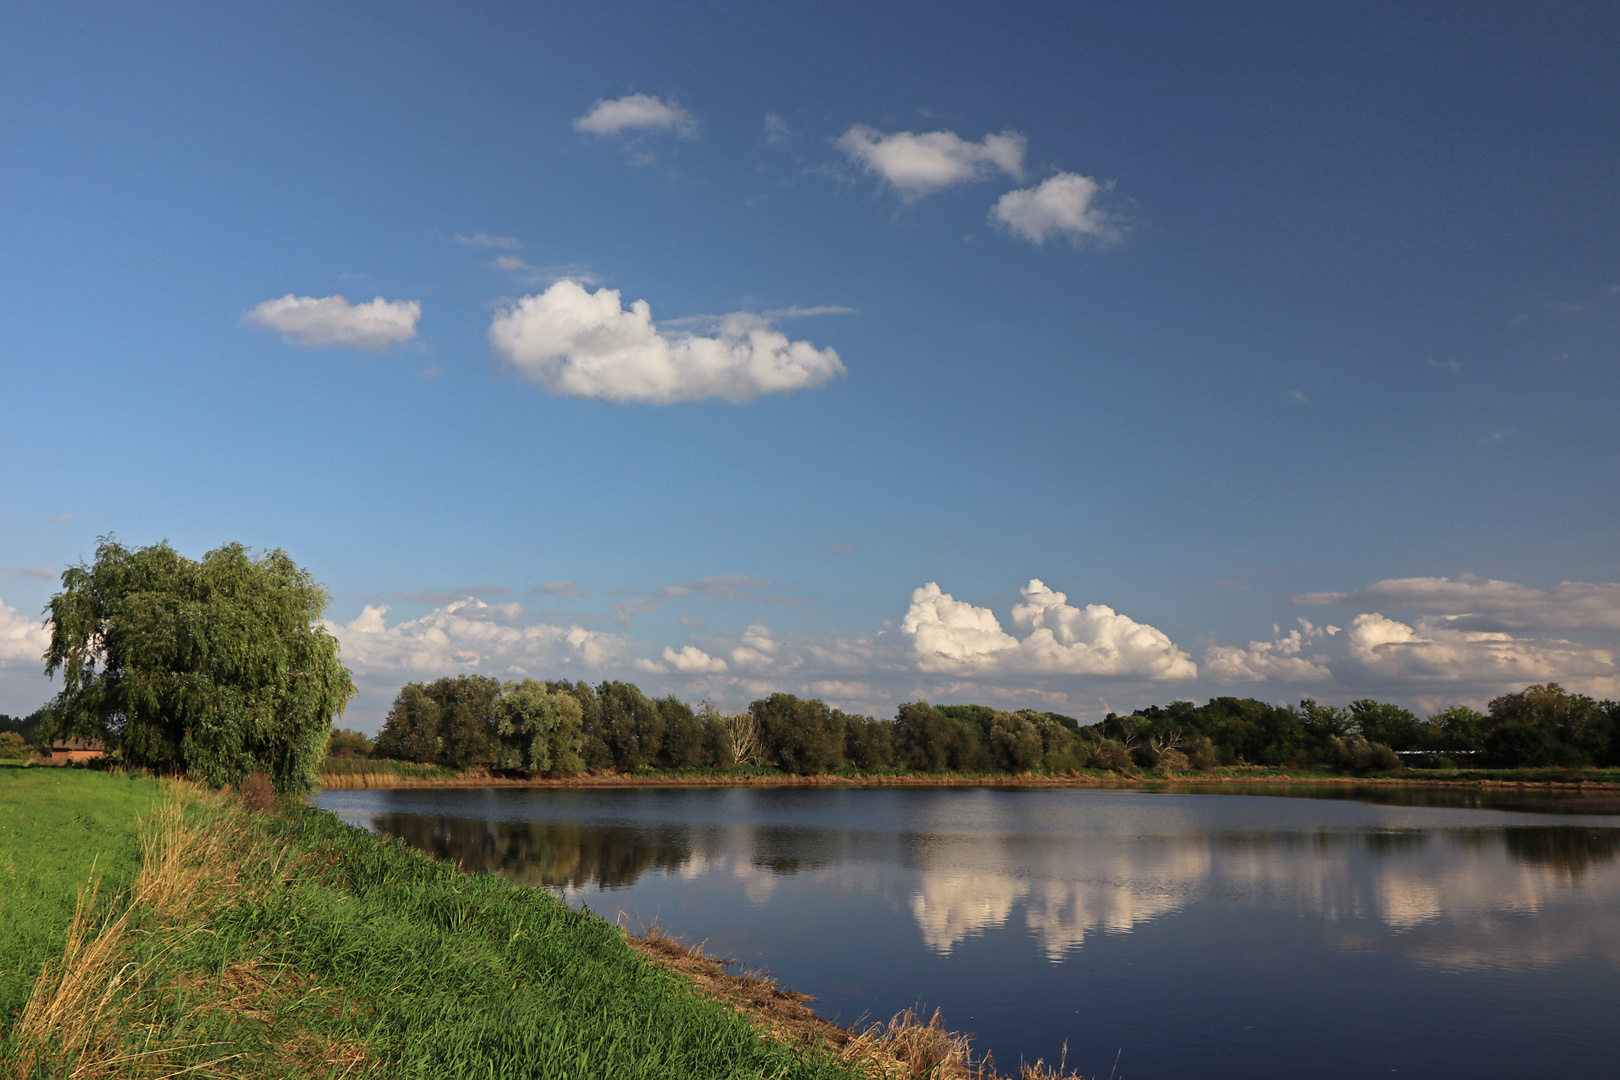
[310, 786, 1620, 1078]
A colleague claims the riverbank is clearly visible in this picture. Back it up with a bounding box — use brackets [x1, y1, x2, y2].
[316, 761, 1620, 792]
[0, 770, 1072, 1079]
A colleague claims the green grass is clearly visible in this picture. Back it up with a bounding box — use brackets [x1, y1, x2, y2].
[0, 770, 860, 1079]
[0, 768, 169, 1023]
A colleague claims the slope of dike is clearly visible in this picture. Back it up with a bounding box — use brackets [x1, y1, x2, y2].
[0, 768, 1072, 1079]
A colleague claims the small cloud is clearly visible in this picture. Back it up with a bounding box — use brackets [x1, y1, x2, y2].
[244, 295, 421, 350]
[633, 657, 670, 674]
[403, 586, 511, 605]
[825, 543, 856, 552]
[662, 645, 729, 674]
[761, 305, 855, 320]
[1481, 430, 1512, 444]
[3, 566, 54, 580]
[416, 365, 442, 380]
[489, 281, 845, 404]
[1427, 357, 1462, 373]
[1288, 390, 1308, 403]
[1214, 578, 1249, 592]
[763, 112, 791, 146]
[51, 513, 74, 523]
[990, 172, 1123, 247]
[534, 581, 585, 598]
[838, 125, 1025, 199]
[457, 232, 521, 249]
[574, 93, 696, 137]
[489, 256, 602, 288]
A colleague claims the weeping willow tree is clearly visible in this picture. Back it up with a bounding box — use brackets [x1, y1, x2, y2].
[43, 538, 355, 793]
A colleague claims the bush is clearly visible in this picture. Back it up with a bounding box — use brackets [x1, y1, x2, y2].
[326, 728, 374, 759]
[1184, 734, 1219, 771]
[1325, 735, 1399, 773]
[1155, 748, 1189, 772]
[1086, 739, 1133, 773]
[0, 731, 32, 761]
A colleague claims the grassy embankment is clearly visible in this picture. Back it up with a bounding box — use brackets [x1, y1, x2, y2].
[316, 758, 1620, 790]
[0, 768, 1072, 1079]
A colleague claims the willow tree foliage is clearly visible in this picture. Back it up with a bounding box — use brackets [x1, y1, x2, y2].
[43, 538, 354, 793]
[493, 679, 585, 774]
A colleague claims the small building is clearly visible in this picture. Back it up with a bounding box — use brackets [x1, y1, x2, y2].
[46, 737, 105, 764]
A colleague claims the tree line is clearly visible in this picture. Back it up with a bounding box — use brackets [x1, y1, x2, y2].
[352, 676, 1620, 776]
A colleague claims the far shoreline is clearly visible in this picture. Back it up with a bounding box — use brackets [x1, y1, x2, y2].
[315, 767, 1620, 793]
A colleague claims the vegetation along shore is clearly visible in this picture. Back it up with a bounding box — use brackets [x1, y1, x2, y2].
[0, 768, 1078, 1078]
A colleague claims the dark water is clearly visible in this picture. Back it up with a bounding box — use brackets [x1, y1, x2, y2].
[310, 786, 1620, 1078]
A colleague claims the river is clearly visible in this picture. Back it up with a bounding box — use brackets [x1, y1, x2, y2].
[310, 784, 1620, 1078]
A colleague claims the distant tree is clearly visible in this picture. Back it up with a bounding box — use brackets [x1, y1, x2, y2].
[429, 675, 502, 769]
[597, 681, 663, 770]
[895, 701, 986, 772]
[493, 680, 585, 774]
[936, 704, 996, 748]
[656, 695, 707, 769]
[988, 711, 1043, 772]
[1484, 722, 1584, 768]
[0, 710, 45, 746]
[695, 703, 737, 769]
[550, 681, 610, 769]
[1295, 699, 1353, 741]
[43, 538, 354, 793]
[325, 728, 375, 759]
[721, 708, 761, 767]
[1348, 700, 1426, 751]
[844, 714, 895, 772]
[1425, 705, 1487, 754]
[376, 683, 443, 763]
[751, 693, 845, 774]
[1487, 684, 1612, 765]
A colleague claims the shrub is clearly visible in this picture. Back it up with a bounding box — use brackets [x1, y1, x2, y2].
[1325, 735, 1399, 773]
[1086, 739, 1133, 772]
[1184, 734, 1219, 771]
[0, 731, 31, 761]
[326, 727, 374, 759]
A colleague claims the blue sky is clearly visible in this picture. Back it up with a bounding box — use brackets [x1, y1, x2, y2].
[3, 1, 1617, 728]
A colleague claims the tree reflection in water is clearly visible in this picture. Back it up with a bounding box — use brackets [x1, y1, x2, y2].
[371, 813, 694, 889]
[1501, 827, 1620, 879]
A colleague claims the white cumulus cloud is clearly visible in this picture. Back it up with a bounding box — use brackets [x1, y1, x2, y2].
[488, 280, 845, 404]
[245, 294, 420, 350]
[0, 596, 50, 665]
[574, 93, 696, 137]
[838, 125, 1025, 198]
[1204, 619, 1338, 683]
[1297, 574, 1620, 632]
[328, 598, 622, 679]
[1346, 613, 1615, 690]
[901, 580, 1196, 680]
[990, 172, 1122, 246]
[663, 645, 729, 674]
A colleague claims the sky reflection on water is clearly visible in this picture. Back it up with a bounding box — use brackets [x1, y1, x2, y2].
[312, 786, 1620, 1078]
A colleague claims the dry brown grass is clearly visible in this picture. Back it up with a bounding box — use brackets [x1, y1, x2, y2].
[239, 772, 276, 813]
[626, 923, 1092, 1080]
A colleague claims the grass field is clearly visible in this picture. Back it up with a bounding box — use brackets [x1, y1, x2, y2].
[0, 770, 874, 1079]
[0, 767, 168, 1024]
